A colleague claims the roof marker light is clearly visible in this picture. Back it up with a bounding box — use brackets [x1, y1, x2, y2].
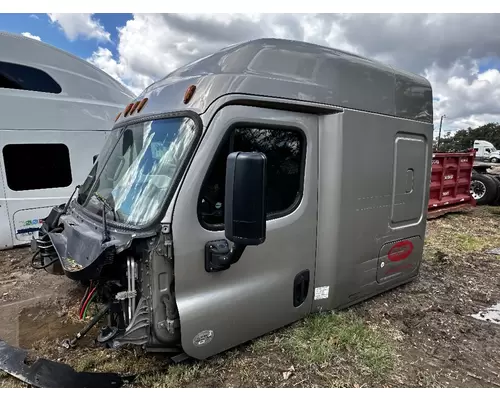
[137, 98, 148, 113]
[129, 101, 140, 115]
[115, 112, 122, 122]
[184, 85, 196, 104]
[124, 103, 133, 117]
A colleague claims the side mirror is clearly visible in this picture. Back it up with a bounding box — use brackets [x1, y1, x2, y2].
[225, 151, 267, 245]
[205, 151, 267, 272]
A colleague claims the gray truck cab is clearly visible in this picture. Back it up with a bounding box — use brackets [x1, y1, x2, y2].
[32, 38, 433, 360]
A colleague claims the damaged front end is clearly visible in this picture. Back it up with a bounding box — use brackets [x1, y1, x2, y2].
[29, 113, 200, 356]
[31, 201, 181, 352]
[31, 200, 181, 353]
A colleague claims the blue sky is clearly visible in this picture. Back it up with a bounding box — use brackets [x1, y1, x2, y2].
[477, 56, 500, 74]
[1, 13, 499, 76]
[0, 13, 132, 60]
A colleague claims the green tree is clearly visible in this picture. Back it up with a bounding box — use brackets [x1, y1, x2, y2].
[435, 122, 500, 152]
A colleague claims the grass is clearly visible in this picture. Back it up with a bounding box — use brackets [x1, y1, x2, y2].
[134, 310, 396, 388]
[424, 207, 500, 262]
[137, 363, 213, 388]
[0, 371, 28, 388]
[279, 311, 394, 374]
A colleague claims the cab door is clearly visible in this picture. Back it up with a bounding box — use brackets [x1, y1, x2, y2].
[171, 105, 319, 359]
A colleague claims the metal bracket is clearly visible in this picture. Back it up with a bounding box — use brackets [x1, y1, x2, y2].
[115, 290, 137, 301]
[158, 318, 180, 334]
[164, 240, 173, 259]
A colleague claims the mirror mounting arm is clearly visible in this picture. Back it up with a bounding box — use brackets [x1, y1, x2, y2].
[216, 243, 246, 266]
[205, 240, 247, 273]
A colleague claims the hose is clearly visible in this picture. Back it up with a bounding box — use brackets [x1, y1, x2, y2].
[30, 250, 45, 270]
[30, 250, 59, 270]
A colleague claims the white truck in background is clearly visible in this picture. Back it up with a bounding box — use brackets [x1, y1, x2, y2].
[0, 32, 134, 250]
[473, 140, 500, 163]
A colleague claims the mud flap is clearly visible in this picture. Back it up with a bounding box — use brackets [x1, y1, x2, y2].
[0, 339, 134, 388]
[376, 236, 423, 284]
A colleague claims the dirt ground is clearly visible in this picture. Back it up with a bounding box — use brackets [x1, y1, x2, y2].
[1, 206, 500, 388]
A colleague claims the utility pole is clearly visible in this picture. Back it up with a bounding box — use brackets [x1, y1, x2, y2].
[437, 114, 446, 152]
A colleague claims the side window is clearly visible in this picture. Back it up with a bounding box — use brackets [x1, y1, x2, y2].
[198, 125, 305, 228]
[3, 143, 72, 191]
[0, 61, 62, 94]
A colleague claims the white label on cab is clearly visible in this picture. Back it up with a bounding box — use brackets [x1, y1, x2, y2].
[314, 286, 330, 300]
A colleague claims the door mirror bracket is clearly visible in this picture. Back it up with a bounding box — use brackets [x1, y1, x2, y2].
[205, 240, 246, 272]
[204, 151, 267, 273]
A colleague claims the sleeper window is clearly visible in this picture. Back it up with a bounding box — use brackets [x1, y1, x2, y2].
[198, 125, 305, 228]
[3, 143, 72, 191]
[0, 61, 62, 94]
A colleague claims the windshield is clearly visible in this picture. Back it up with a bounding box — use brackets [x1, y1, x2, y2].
[77, 116, 198, 226]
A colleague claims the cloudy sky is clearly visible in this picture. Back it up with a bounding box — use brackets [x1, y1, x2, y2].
[1, 13, 500, 135]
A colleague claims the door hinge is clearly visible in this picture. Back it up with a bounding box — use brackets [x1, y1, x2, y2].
[164, 239, 173, 259]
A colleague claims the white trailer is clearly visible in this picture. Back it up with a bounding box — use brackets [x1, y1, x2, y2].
[0, 32, 134, 249]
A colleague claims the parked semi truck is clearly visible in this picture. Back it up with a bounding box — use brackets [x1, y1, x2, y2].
[473, 140, 500, 163]
[0, 32, 134, 250]
[30, 38, 433, 361]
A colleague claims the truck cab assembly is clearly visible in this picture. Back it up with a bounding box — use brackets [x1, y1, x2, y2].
[31, 38, 434, 360]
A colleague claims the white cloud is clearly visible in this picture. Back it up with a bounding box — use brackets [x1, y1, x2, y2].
[84, 13, 500, 132]
[87, 47, 151, 95]
[47, 13, 111, 42]
[21, 32, 41, 41]
[426, 60, 500, 132]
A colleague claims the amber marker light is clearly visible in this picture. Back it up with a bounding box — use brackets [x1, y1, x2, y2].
[184, 85, 196, 104]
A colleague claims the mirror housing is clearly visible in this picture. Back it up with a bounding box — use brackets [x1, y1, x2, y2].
[224, 151, 267, 245]
[205, 151, 267, 273]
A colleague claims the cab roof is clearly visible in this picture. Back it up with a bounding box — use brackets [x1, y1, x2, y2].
[117, 38, 433, 125]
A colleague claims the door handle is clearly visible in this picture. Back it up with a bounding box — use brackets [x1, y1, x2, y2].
[293, 270, 310, 307]
[405, 168, 414, 193]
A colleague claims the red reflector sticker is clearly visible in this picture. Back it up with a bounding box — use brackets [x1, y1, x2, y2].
[387, 240, 414, 262]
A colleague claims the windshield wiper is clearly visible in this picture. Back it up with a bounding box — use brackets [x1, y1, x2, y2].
[62, 185, 80, 214]
[91, 192, 115, 244]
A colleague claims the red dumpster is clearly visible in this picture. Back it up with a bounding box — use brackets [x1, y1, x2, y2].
[427, 151, 476, 219]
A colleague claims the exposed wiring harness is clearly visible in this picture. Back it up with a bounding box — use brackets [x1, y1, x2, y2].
[79, 283, 98, 320]
[79, 284, 90, 312]
[82, 291, 98, 320]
